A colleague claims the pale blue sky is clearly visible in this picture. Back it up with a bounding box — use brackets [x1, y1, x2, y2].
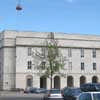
[0, 0, 99, 35]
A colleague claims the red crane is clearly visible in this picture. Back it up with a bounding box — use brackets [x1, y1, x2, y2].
[16, 0, 23, 11]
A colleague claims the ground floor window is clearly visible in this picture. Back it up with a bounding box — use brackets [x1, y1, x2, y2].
[54, 76, 60, 89]
[67, 76, 74, 87]
[92, 76, 98, 83]
[40, 76, 47, 89]
[80, 76, 86, 86]
[26, 75, 33, 87]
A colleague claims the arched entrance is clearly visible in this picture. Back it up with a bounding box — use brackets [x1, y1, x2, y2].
[80, 76, 86, 86]
[92, 76, 98, 83]
[54, 76, 60, 89]
[26, 75, 33, 87]
[67, 76, 74, 87]
[40, 76, 47, 89]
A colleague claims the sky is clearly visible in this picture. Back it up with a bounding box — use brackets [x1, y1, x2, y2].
[0, 0, 99, 35]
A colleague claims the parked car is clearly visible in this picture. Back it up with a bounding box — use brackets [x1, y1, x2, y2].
[34, 88, 47, 94]
[77, 92, 100, 100]
[24, 87, 47, 94]
[24, 87, 31, 93]
[63, 88, 82, 100]
[80, 83, 100, 92]
[43, 89, 63, 100]
[61, 87, 68, 96]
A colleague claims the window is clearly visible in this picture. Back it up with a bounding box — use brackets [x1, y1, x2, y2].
[93, 63, 96, 70]
[41, 61, 46, 69]
[81, 62, 84, 70]
[28, 47, 32, 56]
[27, 61, 32, 69]
[68, 48, 72, 57]
[68, 62, 72, 70]
[27, 78, 32, 87]
[92, 48, 96, 58]
[93, 93, 100, 100]
[81, 48, 84, 58]
[79, 93, 92, 100]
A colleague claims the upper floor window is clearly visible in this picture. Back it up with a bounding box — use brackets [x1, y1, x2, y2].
[80, 48, 84, 58]
[68, 62, 72, 70]
[92, 48, 96, 58]
[68, 48, 72, 57]
[28, 48, 32, 56]
[41, 61, 46, 70]
[93, 63, 96, 70]
[27, 61, 32, 69]
[81, 62, 84, 70]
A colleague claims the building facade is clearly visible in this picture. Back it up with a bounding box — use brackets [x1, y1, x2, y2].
[0, 30, 100, 90]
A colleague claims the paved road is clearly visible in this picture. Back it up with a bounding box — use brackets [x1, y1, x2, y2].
[0, 93, 64, 100]
[0, 97, 41, 100]
[0, 94, 44, 100]
[0, 97, 63, 100]
[0, 94, 64, 100]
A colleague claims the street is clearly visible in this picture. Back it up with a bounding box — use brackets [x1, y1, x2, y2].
[0, 94, 64, 100]
[0, 94, 44, 100]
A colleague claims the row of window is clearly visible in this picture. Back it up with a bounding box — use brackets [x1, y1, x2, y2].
[28, 48, 97, 58]
[27, 61, 96, 70]
[81, 62, 96, 70]
[80, 48, 96, 58]
[67, 48, 96, 58]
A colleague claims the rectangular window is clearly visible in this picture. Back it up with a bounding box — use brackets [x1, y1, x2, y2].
[27, 79, 32, 87]
[81, 62, 84, 70]
[28, 61, 32, 69]
[41, 61, 46, 70]
[68, 62, 72, 70]
[93, 63, 96, 70]
[68, 48, 72, 57]
[28, 48, 32, 56]
[92, 48, 96, 58]
[80, 48, 84, 58]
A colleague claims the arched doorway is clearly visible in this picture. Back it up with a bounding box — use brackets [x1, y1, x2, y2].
[67, 76, 74, 87]
[80, 76, 86, 86]
[92, 76, 98, 83]
[26, 75, 33, 87]
[54, 76, 60, 89]
[40, 76, 47, 89]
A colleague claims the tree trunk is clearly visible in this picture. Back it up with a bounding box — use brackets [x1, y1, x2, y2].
[50, 74, 53, 89]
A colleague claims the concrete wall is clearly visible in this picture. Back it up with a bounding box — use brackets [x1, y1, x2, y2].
[3, 47, 16, 90]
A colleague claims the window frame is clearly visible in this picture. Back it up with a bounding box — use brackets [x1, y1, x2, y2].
[92, 48, 96, 58]
[68, 48, 72, 57]
[80, 48, 84, 58]
[81, 62, 84, 70]
[27, 61, 32, 69]
[28, 47, 32, 56]
[68, 62, 72, 70]
[93, 62, 96, 70]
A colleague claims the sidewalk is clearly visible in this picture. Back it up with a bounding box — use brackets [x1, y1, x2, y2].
[0, 91, 44, 97]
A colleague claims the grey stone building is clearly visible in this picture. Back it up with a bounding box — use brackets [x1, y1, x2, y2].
[0, 30, 100, 90]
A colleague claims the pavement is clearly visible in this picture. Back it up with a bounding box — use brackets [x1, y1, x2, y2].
[0, 95, 44, 100]
[0, 91, 44, 97]
[0, 91, 45, 100]
[0, 91, 64, 100]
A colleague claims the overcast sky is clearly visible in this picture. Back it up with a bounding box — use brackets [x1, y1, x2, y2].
[0, 0, 99, 35]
